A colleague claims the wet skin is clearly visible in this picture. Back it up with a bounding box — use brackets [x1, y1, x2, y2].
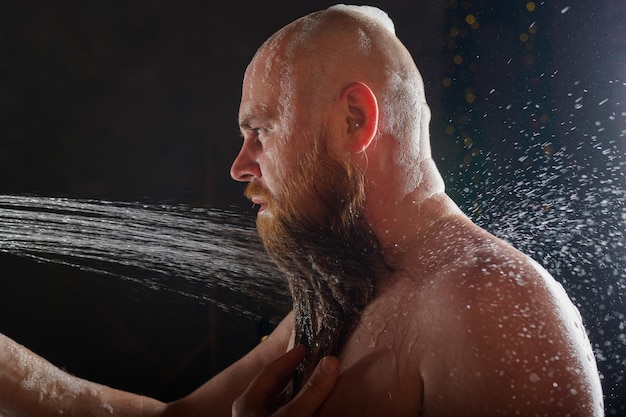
[264, 214, 601, 416]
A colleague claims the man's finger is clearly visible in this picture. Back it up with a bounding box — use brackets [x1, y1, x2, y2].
[274, 355, 340, 417]
[232, 345, 306, 415]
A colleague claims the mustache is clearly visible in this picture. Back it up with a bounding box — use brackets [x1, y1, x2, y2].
[244, 181, 272, 204]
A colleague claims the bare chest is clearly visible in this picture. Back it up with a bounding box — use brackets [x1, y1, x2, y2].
[314, 282, 425, 417]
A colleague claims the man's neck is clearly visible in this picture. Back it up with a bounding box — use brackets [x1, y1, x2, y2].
[362, 159, 465, 268]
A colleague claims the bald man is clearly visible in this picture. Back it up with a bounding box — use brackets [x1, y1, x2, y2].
[0, 5, 603, 417]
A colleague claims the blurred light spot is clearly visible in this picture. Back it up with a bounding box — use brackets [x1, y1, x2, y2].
[526, 2, 536, 12]
[454, 55, 464, 65]
[543, 144, 554, 156]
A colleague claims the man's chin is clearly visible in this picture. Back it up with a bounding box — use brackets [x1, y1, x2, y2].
[255, 211, 278, 245]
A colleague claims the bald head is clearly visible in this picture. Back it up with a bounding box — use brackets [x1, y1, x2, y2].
[238, 5, 439, 202]
[247, 5, 429, 149]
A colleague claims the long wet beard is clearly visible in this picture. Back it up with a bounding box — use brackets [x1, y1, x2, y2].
[246, 133, 388, 395]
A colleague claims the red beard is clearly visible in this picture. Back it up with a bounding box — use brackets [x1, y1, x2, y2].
[244, 131, 388, 395]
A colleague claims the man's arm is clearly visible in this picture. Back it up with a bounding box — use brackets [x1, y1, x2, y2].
[0, 313, 296, 417]
[0, 332, 166, 417]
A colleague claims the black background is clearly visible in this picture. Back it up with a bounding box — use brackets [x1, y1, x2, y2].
[1, 0, 624, 414]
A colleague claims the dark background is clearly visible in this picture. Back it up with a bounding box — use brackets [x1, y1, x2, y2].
[1, 0, 625, 414]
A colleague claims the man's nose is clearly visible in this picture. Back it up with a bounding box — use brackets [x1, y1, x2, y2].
[230, 143, 261, 182]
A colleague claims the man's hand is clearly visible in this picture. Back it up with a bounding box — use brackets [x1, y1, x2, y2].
[232, 345, 339, 417]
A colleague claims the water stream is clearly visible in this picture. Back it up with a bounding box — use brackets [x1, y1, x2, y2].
[0, 195, 289, 321]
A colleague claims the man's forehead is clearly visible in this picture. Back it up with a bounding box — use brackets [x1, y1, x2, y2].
[238, 100, 278, 127]
[241, 51, 283, 102]
[239, 60, 293, 128]
[239, 62, 276, 115]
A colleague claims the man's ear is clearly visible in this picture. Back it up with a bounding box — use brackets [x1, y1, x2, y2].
[340, 82, 379, 154]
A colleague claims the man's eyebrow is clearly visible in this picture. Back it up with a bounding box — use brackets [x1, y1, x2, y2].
[238, 117, 253, 130]
[238, 105, 275, 131]
[237, 118, 257, 138]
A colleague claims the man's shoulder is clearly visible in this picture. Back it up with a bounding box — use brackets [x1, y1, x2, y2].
[397, 219, 560, 325]
[414, 228, 587, 377]
[414, 233, 604, 416]
[423, 233, 564, 325]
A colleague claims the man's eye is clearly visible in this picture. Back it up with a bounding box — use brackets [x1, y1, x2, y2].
[249, 128, 263, 146]
[248, 125, 272, 143]
[253, 127, 268, 142]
